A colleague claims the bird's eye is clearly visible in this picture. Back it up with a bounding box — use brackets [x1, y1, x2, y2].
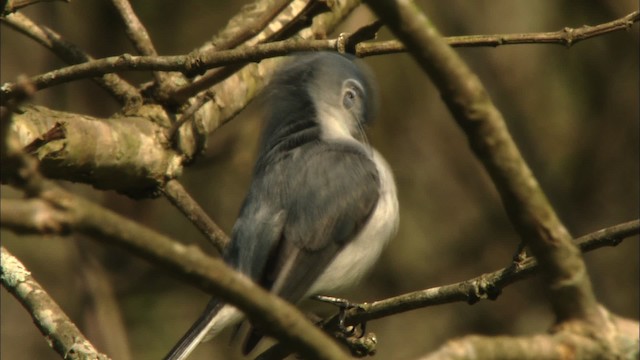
[343, 88, 357, 109]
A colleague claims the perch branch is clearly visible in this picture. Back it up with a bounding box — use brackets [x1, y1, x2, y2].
[342, 220, 639, 324]
[1, 247, 112, 360]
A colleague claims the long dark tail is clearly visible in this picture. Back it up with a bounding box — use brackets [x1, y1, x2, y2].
[164, 299, 223, 360]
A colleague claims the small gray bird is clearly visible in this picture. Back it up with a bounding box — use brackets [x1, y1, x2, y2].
[165, 52, 399, 360]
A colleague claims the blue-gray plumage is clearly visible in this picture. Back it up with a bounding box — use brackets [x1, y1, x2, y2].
[165, 52, 399, 360]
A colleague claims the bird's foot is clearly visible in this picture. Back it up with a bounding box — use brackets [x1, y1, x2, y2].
[313, 295, 366, 337]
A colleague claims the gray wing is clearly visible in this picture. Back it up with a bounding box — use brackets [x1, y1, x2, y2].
[267, 143, 380, 302]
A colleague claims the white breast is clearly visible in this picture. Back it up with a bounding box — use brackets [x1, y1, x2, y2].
[308, 149, 399, 295]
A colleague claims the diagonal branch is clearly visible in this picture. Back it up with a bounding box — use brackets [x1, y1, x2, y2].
[0, 185, 351, 360]
[1, 247, 112, 360]
[365, 0, 602, 326]
[168, 0, 332, 103]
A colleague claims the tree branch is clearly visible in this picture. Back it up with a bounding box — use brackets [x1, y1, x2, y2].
[365, 0, 601, 326]
[1, 247, 112, 360]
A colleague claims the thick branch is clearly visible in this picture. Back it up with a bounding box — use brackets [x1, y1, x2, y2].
[6, 105, 183, 196]
[0, 187, 351, 360]
[366, 0, 601, 325]
[1, 247, 111, 360]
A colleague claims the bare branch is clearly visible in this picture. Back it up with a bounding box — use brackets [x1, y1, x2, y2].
[204, 0, 293, 51]
[3, 10, 637, 103]
[1, 247, 112, 360]
[162, 179, 230, 252]
[0, 38, 335, 101]
[1, 12, 141, 106]
[366, 0, 602, 325]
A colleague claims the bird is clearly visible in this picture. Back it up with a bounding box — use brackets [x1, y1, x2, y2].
[164, 52, 399, 360]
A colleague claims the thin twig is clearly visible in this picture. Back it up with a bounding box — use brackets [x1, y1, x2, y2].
[356, 10, 640, 55]
[108, 0, 180, 95]
[1, 247, 112, 360]
[1, 12, 141, 106]
[4, 11, 636, 102]
[2, 0, 68, 15]
[161, 179, 230, 252]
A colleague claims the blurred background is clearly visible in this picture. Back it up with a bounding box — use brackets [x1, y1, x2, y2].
[1, 1, 638, 359]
